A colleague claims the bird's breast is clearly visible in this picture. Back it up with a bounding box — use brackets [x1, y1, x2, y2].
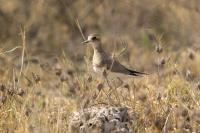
[93, 65, 103, 73]
[93, 65, 98, 72]
[93, 52, 103, 65]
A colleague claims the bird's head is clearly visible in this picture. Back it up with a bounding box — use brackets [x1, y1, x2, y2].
[82, 34, 101, 45]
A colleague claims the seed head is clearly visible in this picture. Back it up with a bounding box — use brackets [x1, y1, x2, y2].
[188, 50, 195, 60]
[137, 93, 147, 102]
[87, 75, 92, 83]
[160, 58, 166, 65]
[60, 73, 68, 82]
[181, 108, 189, 117]
[97, 83, 104, 91]
[185, 69, 193, 80]
[17, 88, 25, 96]
[67, 70, 74, 77]
[154, 116, 165, 130]
[123, 84, 130, 90]
[157, 93, 162, 101]
[155, 45, 163, 53]
[0, 83, 6, 92]
[0, 96, 6, 104]
[197, 82, 200, 90]
[102, 69, 108, 78]
[32, 72, 41, 84]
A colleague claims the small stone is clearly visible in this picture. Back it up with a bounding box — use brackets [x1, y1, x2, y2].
[69, 107, 131, 133]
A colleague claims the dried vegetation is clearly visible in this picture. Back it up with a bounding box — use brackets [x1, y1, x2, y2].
[0, 0, 200, 132]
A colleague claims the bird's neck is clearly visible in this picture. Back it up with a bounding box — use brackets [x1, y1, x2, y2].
[92, 42, 104, 53]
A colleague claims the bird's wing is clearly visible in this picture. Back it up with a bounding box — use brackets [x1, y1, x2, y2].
[103, 58, 146, 76]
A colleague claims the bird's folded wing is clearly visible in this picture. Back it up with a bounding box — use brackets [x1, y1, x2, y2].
[103, 59, 130, 74]
[103, 58, 147, 76]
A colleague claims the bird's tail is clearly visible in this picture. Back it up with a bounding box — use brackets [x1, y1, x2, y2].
[127, 69, 148, 76]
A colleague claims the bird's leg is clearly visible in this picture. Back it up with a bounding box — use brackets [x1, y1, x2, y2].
[96, 68, 107, 92]
[114, 77, 124, 89]
[102, 68, 114, 98]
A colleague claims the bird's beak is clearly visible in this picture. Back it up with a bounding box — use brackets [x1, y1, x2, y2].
[82, 40, 90, 44]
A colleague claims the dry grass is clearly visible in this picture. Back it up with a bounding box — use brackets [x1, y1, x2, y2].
[0, 0, 200, 133]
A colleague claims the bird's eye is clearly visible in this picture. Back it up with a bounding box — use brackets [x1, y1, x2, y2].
[92, 37, 97, 40]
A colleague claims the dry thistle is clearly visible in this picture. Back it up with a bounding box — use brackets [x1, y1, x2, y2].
[102, 69, 108, 78]
[16, 88, 25, 96]
[155, 44, 163, 53]
[67, 70, 74, 77]
[137, 93, 147, 102]
[123, 84, 130, 90]
[60, 72, 68, 82]
[157, 93, 162, 101]
[30, 58, 39, 64]
[154, 116, 165, 130]
[163, 104, 171, 114]
[155, 57, 166, 67]
[54, 63, 62, 76]
[91, 93, 98, 100]
[97, 83, 104, 91]
[148, 33, 156, 42]
[181, 108, 189, 117]
[188, 50, 195, 60]
[69, 82, 80, 94]
[32, 72, 41, 84]
[0, 96, 6, 104]
[160, 58, 166, 65]
[154, 33, 164, 54]
[144, 106, 152, 115]
[25, 107, 32, 116]
[197, 82, 200, 90]
[81, 97, 90, 109]
[0, 83, 6, 92]
[185, 69, 193, 80]
[87, 75, 93, 83]
[180, 122, 192, 132]
[7, 85, 15, 95]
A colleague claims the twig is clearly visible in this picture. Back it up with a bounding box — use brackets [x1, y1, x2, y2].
[0, 46, 22, 55]
[104, 40, 127, 105]
[13, 68, 16, 90]
[75, 19, 86, 40]
[75, 19, 91, 73]
[22, 72, 33, 86]
[162, 110, 171, 133]
[188, 89, 200, 108]
[18, 26, 26, 83]
[116, 40, 128, 58]
[109, 40, 128, 74]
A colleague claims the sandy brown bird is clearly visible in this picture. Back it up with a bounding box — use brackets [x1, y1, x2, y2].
[82, 34, 147, 76]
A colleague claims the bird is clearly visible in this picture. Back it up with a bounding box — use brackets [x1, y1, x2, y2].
[82, 34, 147, 76]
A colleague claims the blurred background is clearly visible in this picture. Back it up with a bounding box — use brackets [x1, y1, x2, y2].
[0, 0, 200, 71]
[1, 1, 200, 132]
